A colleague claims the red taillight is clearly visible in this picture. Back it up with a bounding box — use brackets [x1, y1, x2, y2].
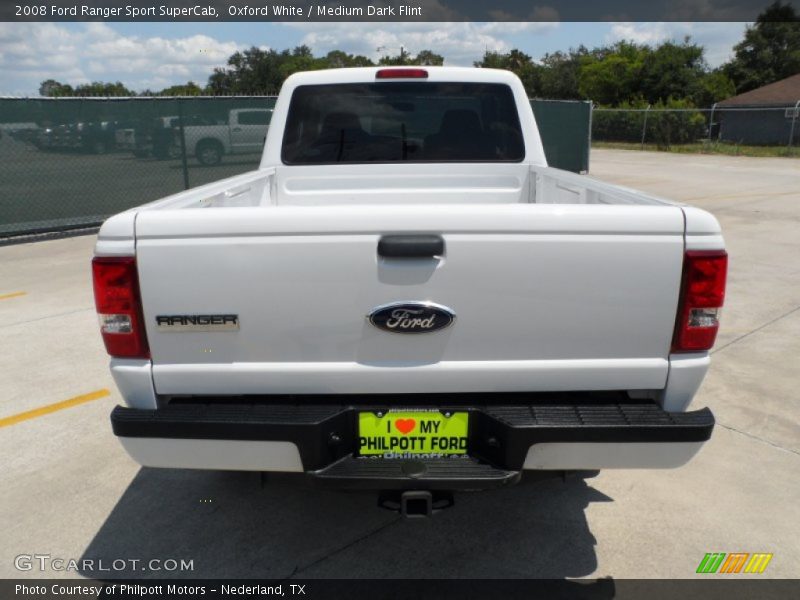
[92, 256, 150, 359]
[672, 250, 728, 352]
[376, 68, 428, 79]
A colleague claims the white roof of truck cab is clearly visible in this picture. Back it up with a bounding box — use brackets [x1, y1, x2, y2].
[282, 66, 526, 87]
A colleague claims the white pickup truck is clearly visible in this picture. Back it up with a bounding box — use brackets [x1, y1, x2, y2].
[180, 108, 272, 165]
[93, 67, 726, 516]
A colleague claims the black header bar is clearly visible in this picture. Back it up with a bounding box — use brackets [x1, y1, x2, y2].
[5, 0, 798, 22]
[4, 579, 800, 600]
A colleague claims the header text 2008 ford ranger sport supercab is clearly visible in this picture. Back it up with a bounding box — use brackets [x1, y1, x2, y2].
[93, 67, 727, 516]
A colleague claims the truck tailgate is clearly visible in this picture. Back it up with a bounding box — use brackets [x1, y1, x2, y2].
[135, 203, 685, 395]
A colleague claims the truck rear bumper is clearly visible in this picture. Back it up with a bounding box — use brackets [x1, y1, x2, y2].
[111, 393, 713, 487]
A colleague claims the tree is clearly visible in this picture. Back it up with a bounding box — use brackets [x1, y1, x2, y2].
[206, 45, 330, 94]
[207, 47, 286, 94]
[414, 50, 444, 66]
[577, 42, 645, 105]
[696, 70, 737, 106]
[278, 45, 328, 81]
[474, 49, 541, 95]
[324, 50, 374, 68]
[575, 39, 733, 107]
[723, 1, 800, 93]
[378, 47, 413, 65]
[70, 81, 134, 96]
[376, 47, 443, 66]
[206, 67, 235, 95]
[39, 79, 74, 97]
[538, 48, 587, 100]
[157, 81, 203, 96]
[639, 40, 705, 104]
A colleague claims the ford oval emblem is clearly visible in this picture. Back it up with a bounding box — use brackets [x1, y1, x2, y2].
[368, 301, 456, 334]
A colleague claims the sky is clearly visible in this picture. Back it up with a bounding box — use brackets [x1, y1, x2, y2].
[0, 21, 749, 95]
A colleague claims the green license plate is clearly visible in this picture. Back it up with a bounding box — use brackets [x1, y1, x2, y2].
[358, 410, 469, 457]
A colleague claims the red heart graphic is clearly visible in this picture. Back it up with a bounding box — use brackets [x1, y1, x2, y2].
[395, 418, 416, 435]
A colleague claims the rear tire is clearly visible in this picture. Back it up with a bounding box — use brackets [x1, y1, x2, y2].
[196, 140, 223, 166]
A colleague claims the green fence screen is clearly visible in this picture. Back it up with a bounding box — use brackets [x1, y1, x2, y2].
[0, 96, 590, 238]
[531, 99, 592, 174]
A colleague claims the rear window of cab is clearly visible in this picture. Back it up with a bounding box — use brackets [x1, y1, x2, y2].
[281, 82, 525, 164]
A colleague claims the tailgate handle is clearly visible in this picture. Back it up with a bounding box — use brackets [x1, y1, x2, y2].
[378, 235, 444, 258]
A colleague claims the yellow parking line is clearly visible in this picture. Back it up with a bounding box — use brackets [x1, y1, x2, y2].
[0, 389, 110, 428]
[0, 291, 27, 301]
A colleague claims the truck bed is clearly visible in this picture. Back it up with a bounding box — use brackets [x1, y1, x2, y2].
[124, 162, 678, 211]
[94, 163, 723, 399]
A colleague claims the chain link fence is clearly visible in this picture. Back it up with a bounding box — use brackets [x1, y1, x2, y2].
[0, 96, 591, 239]
[0, 96, 277, 238]
[592, 104, 800, 150]
[3, 95, 797, 240]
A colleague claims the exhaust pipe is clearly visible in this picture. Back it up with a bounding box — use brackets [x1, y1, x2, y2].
[378, 490, 455, 518]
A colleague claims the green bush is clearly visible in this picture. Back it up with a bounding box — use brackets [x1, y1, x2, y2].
[593, 99, 707, 147]
[592, 100, 647, 143]
[646, 99, 707, 148]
